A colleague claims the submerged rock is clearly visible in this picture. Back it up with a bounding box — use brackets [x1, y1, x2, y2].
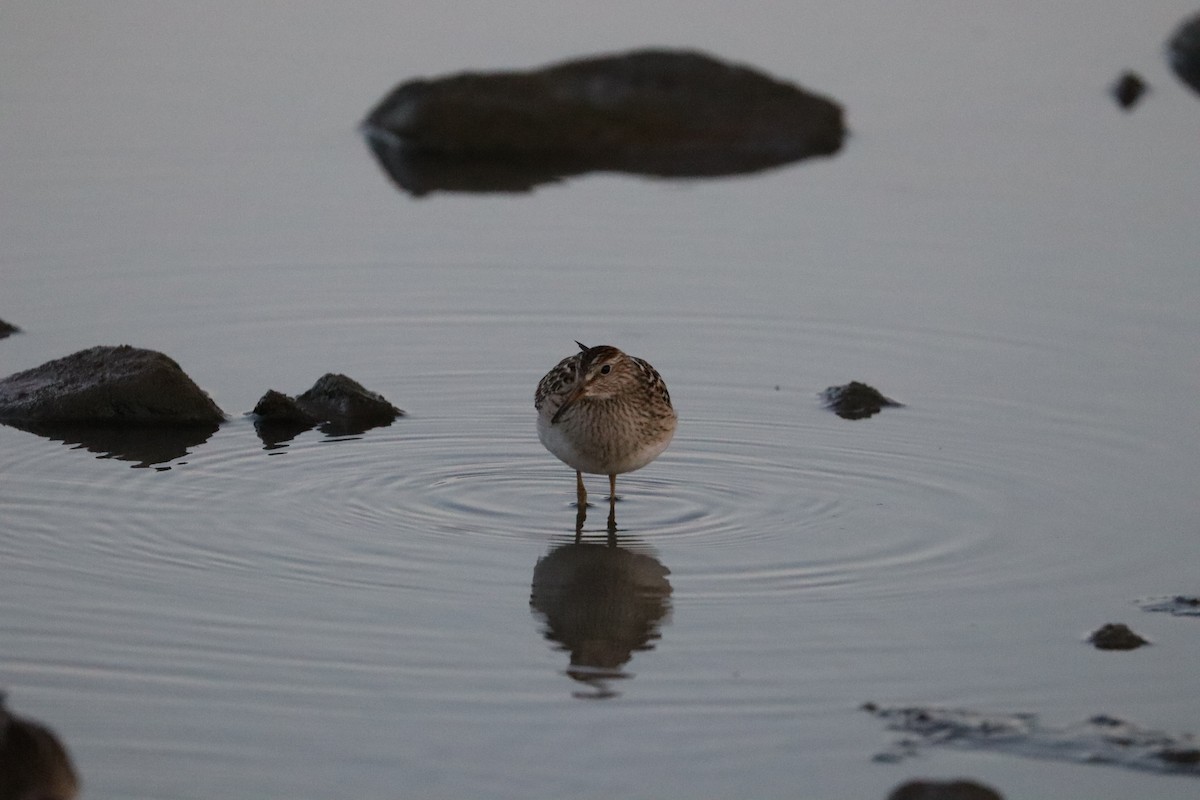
[864, 703, 1200, 776]
[1111, 71, 1148, 110]
[363, 48, 846, 195]
[821, 381, 902, 420]
[0, 692, 80, 800]
[0, 318, 18, 340]
[1088, 622, 1149, 650]
[251, 373, 404, 444]
[887, 779, 1003, 800]
[1168, 12, 1200, 96]
[0, 345, 224, 424]
[1137, 595, 1200, 617]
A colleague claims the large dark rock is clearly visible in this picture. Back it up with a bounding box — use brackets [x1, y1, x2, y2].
[0, 345, 224, 424]
[251, 373, 404, 444]
[363, 48, 846, 195]
[1168, 12, 1200, 96]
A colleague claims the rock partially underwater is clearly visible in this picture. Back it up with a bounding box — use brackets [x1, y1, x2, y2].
[821, 381, 902, 420]
[251, 373, 404, 446]
[0, 346, 224, 466]
[363, 48, 846, 195]
[864, 703, 1200, 777]
[0, 318, 19, 340]
[1088, 622, 1150, 651]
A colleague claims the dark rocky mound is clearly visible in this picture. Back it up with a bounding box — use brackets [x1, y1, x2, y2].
[0, 345, 224, 424]
[887, 779, 1003, 800]
[362, 48, 846, 195]
[251, 373, 404, 445]
[1168, 12, 1200, 96]
[0, 691, 80, 800]
[1088, 622, 1150, 650]
[0, 318, 19, 340]
[821, 381, 902, 420]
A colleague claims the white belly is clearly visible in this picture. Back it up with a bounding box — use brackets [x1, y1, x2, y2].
[537, 412, 674, 475]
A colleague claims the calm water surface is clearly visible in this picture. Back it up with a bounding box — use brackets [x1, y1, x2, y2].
[3, 3, 1200, 798]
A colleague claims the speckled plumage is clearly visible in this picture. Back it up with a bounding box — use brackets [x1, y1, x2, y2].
[536, 342, 676, 501]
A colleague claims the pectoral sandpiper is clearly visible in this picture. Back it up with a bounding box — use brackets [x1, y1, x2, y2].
[535, 342, 677, 518]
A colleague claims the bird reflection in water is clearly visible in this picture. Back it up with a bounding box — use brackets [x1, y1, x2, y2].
[530, 533, 672, 699]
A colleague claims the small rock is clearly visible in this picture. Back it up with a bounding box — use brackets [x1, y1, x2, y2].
[0, 345, 224, 424]
[251, 389, 319, 425]
[251, 373, 403, 442]
[1088, 623, 1149, 650]
[820, 381, 902, 420]
[0, 318, 19, 340]
[888, 779, 1003, 800]
[1111, 71, 1148, 110]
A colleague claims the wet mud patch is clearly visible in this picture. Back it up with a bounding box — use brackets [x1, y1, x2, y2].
[863, 703, 1200, 777]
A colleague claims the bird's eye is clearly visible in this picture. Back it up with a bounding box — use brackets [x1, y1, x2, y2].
[600, 364, 612, 375]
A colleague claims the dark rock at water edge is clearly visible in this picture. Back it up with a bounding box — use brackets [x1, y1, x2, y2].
[1088, 622, 1149, 650]
[0, 691, 80, 800]
[0, 318, 19, 340]
[1111, 71, 1148, 110]
[821, 381, 902, 420]
[0, 345, 225, 424]
[363, 48, 846, 195]
[252, 373, 404, 444]
[888, 779, 1003, 800]
[1168, 12, 1200, 96]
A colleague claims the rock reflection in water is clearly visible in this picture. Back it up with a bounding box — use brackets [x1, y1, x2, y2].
[530, 535, 672, 699]
[2, 420, 219, 469]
